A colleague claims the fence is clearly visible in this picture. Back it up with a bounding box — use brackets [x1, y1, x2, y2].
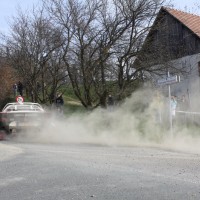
[176, 110, 200, 126]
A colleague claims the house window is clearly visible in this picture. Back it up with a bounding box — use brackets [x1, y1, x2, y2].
[198, 62, 200, 76]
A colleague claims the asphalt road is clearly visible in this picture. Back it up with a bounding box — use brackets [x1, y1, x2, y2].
[1, 141, 200, 200]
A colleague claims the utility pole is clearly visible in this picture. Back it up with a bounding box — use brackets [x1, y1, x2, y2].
[157, 73, 180, 137]
[168, 71, 173, 136]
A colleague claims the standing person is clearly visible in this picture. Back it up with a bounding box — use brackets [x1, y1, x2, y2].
[171, 95, 177, 118]
[180, 94, 189, 111]
[17, 81, 23, 96]
[179, 94, 190, 124]
[13, 83, 18, 97]
[55, 93, 64, 114]
[107, 94, 114, 110]
[151, 92, 163, 124]
[36, 81, 41, 94]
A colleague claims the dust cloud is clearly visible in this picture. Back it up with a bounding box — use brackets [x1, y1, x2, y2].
[13, 88, 200, 154]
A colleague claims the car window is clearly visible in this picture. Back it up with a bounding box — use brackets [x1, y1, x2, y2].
[3, 104, 44, 112]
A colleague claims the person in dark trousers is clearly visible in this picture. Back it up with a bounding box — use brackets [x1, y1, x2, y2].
[180, 94, 189, 111]
[107, 95, 114, 106]
[55, 93, 64, 114]
[107, 94, 114, 110]
[17, 81, 23, 96]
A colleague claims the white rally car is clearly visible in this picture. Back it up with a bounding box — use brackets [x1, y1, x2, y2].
[0, 101, 46, 135]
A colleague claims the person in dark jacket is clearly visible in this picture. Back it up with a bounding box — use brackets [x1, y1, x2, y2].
[55, 93, 64, 113]
[17, 81, 23, 96]
[107, 95, 114, 106]
[107, 94, 114, 111]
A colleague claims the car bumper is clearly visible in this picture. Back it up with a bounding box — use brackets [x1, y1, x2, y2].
[9, 121, 42, 130]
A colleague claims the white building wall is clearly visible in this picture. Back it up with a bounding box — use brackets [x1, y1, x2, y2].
[168, 53, 200, 111]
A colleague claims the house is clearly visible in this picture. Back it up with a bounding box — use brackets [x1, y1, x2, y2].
[136, 7, 200, 111]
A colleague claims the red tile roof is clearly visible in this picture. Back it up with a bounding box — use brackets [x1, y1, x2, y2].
[163, 7, 200, 38]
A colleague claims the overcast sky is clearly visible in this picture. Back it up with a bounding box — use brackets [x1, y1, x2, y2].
[0, 0, 199, 34]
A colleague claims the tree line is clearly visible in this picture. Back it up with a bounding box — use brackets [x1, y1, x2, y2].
[0, 0, 174, 109]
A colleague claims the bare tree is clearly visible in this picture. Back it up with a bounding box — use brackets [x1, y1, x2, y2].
[4, 6, 65, 103]
[44, 0, 106, 108]
[42, 0, 168, 108]
[104, 0, 166, 99]
[1, 0, 175, 108]
[0, 50, 18, 106]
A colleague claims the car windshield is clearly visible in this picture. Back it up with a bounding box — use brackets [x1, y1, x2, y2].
[3, 104, 43, 112]
[15, 105, 42, 111]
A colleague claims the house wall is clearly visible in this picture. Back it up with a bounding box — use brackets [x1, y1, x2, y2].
[137, 8, 200, 112]
[163, 12, 200, 58]
[165, 53, 200, 111]
[140, 10, 200, 67]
